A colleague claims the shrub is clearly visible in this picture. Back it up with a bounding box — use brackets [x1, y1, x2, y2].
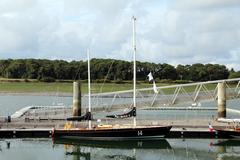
[39, 77, 55, 82]
[173, 80, 190, 84]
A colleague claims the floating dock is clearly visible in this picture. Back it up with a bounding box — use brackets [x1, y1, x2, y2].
[0, 98, 236, 139]
[0, 119, 233, 139]
[0, 128, 52, 138]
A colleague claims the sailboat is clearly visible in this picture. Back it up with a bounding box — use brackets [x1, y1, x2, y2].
[52, 17, 172, 140]
[212, 118, 240, 138]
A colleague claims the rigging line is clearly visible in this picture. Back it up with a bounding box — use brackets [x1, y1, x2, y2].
[135, 34, 151, 80]
[98, 59, 115, 93]
[74, 39, 95, 81]
[96, 59, 115, 112]
[74, 63, 82, 81]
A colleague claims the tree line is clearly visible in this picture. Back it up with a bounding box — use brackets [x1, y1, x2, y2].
[0, 58, 238, 82]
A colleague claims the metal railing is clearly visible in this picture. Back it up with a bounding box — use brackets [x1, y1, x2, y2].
[13, 78, 240, 120]
[87, 78, 240, 110]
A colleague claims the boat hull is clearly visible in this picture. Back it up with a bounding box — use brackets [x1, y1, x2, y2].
[214, 127, 240, 138]
[212, 139, 240, 146]
[53, 126, 172, 140]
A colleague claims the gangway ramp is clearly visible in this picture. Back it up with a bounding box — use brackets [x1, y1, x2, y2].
[8, 78, 240, 121]
[88, 78, 240, 110]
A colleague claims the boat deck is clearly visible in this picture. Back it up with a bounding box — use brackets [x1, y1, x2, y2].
[63, 124, 171, 130]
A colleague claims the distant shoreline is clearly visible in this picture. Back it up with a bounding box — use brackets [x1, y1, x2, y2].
[0, 80, 157, 95]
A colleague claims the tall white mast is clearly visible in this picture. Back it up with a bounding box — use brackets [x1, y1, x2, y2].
[87, 49, 91, 128]
[87, 49, 91, 113]
[132, 16, 137, 127]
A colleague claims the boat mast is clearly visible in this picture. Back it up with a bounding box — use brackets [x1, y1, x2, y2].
[132, 16, 137, 127]
[87, 49, 91, 129]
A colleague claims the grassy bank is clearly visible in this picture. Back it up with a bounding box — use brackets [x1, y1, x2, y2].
[0, 81, 169, 94]
[0, 78, 221, 94]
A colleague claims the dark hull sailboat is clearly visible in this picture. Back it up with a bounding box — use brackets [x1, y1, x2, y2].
[52, 125, 172, 140]
[53, 107, 172, 140]
[212, 139, 240, 146]
[53, 106, 172, 140]
[214, 127, 240, 138]
[53, 17, 172, 141]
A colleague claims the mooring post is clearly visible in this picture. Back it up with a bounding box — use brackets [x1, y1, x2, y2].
[73, 81, 81, 116]
[218, 82, 226, 118]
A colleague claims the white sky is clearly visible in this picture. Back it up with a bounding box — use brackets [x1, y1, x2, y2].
[0, 0, 240, 70]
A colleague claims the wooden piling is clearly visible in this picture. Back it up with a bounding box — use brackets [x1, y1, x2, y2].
[218, 82, 226, 118]
[73, 81, 81, 116]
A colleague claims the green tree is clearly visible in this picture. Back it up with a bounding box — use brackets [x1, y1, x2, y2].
[25, 59, 40, 79]
[5, 60, 26, 78]
[229, 71, 240, 79]
[189, 63, 207, 81]
[176, 64, 190, 80]
[0, 59, 12, 77]
[37, 63, 55, 80]
[161, 63, 177, 80]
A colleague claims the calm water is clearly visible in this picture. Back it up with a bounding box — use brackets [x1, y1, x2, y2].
[0, 138, 240, 160]
[0, 94, 239, 120]
[0, 95, 240, 159]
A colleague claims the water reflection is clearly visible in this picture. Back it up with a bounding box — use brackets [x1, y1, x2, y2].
[54, 138, 171, 149]
[53, 138, 240, 160]
[1, 138, 240, 160]
[54, 138, 171, 160]
[211, 139, 240, 160]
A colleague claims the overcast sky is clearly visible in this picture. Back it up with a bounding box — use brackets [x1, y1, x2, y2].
[0, 0, 240, 70]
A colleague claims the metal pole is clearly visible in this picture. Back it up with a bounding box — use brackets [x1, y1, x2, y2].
[218, 82, 226, 118]
[87, 49, 92, 128]
[132, 16, 137, 127]
[87, 49, 91, 113]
